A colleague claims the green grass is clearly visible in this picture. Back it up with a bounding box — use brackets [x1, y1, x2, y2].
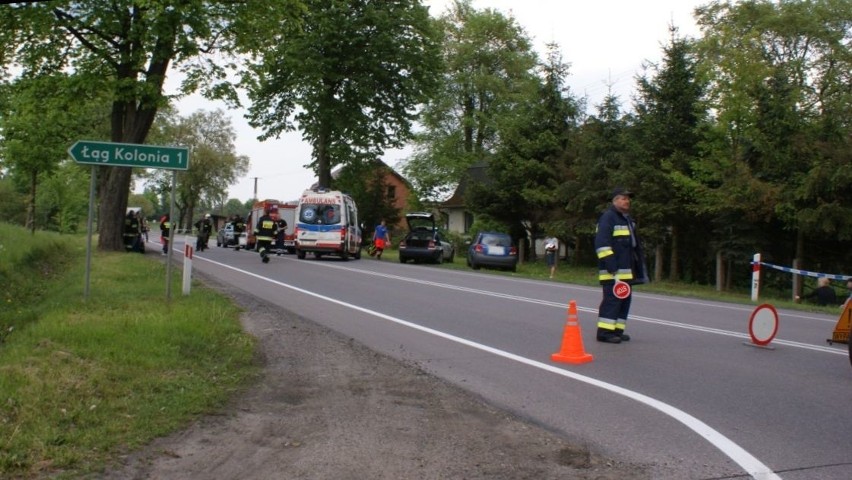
[0, 224, 257, 479]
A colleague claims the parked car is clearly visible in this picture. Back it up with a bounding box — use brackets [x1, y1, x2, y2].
[216, 223, 239, 248]
[467, 231, 518, 272]
[398, 212, 455, 264]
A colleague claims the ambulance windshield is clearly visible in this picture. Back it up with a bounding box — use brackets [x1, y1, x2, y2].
[299, 204, 341, 225]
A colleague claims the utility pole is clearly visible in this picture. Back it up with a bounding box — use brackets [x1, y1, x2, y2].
[252, 176, 259, 200]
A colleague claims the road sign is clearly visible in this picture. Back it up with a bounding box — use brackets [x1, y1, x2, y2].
[68, 140, 190, 170]
[746, 303, 779, 348]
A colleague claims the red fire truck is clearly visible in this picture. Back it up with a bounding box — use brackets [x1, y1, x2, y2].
[241, 198, 298, 253]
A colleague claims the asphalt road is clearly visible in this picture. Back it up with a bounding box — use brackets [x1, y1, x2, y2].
[171, 238, 851, 480]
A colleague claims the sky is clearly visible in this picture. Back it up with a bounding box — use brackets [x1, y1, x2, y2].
[163, 0, 707, 203]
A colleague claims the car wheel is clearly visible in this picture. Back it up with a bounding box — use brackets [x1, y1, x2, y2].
[341, 249, 349, 261]
[297, 249, 306, 259]
[472, 262, 480, 270]
[217, 240, 222, 247]
[399, 256, 406, 263]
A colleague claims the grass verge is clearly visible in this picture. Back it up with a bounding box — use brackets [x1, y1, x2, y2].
[0, 224, 258, 479]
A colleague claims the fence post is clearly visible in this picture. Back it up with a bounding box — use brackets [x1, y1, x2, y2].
[751, 253, 761, 302]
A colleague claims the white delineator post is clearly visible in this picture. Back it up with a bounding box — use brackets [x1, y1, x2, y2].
[183, 236, 193, 296]
[751, 253, 761, 302]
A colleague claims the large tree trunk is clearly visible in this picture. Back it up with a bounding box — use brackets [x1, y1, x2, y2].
[97, 166, 133, 251]
[668, 225, 679, 281]
[654, 244, 664, 282]
[27, 171, 37, 234]
[317, 132, 330, 189]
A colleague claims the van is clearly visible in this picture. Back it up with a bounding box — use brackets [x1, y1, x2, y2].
[295, 188, 361, 260]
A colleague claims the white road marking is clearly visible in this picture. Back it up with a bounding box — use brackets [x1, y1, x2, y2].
[198, 257, 782, 480]
[304, 260, 846, 355]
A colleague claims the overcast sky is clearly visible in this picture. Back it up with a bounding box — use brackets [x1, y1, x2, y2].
[165, 0, 706, 203]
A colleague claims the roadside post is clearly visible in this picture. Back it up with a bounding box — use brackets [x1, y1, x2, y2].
[751, 253, 761, 302]
[69, 140, 190, 299]
[183, 237, 193, 296]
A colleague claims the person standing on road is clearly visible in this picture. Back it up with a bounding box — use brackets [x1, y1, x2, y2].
[372, 220, 390, 260]
[594, 188, 648, 344]
[254, 208, 279, 264]
[544, 235, 559, 279]
[275, 214, 288, 254]
[140, 216, 149, 242]
[159, 214, 171, 255]
[194, 213, 213, 252]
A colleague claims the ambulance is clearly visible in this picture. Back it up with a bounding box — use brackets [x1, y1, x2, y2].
[295, 188, 362, 260]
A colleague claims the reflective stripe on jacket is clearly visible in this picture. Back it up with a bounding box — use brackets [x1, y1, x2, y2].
[594, 205, 646, 284]
[254, 215, 278, 242]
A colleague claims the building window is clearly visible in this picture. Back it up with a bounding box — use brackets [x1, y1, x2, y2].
[386, 185, 396, 200]
[464, 212, 474, 233]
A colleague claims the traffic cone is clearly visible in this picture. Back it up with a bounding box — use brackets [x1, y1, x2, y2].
[551, 300, 594, 364]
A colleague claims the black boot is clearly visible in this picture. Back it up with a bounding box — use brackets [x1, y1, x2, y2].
[596, 328, 621, 344]
[615, 329, 630, 341]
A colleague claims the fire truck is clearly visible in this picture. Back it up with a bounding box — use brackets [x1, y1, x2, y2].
[241, 198, 298, 253]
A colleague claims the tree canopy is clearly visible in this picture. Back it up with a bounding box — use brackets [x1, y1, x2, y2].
[0, 0, 301, 250]
[242, 0, 442, 189]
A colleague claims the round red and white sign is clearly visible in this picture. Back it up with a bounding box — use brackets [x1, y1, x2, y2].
[613, 280, 631, 299]
[748, 304, 779, 346]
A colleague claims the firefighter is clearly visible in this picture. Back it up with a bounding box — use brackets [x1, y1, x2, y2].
[123, 210, 141, 252]
[275, 214, 288, 255]
[594, 188, 648, 344]
[254, 208, 279, 263]
[195, 213, 213, 252]
[232, 215, 246, 235]
[159, 214, 171, 255]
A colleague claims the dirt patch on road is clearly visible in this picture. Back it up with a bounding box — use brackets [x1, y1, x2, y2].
[103, 281, 651, 479]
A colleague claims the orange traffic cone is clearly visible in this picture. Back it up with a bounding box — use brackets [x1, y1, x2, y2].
[551, 300, 594, 364]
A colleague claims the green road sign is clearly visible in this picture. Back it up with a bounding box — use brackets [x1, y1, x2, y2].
[68, 140, 190, 170]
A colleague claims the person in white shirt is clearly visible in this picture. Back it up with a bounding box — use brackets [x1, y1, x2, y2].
[544, 236, 558, 279]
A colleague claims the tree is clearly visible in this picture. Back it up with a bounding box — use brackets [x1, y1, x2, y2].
[466, 43, 578, 257]
[0, 0, 301, 250]
[222, 198, 248, 218]
[694, 0, 852, 276]
[632, 25, 708, 282]
[0, 74, 108, 233]
[333, 159, 402, 239]
[243, 0, 441, 190]
[401, 0, 539, 200]
[565, 92, 637, 265]
[145, 109, 249, 230]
